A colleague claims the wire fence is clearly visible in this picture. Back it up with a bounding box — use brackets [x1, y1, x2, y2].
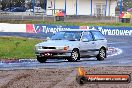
[0, 0, 132, 23]
[0, 11, 132, 23]
[0, 11, 45, 20]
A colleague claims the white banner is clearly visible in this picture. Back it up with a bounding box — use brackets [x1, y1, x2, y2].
[0, 24, 26, 32]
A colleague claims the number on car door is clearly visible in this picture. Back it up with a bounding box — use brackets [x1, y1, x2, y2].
[80, 31, 96, 56]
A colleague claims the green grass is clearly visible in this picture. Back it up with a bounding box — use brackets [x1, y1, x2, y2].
[1, 20, 132, 27]
[0, 36, 42, 60]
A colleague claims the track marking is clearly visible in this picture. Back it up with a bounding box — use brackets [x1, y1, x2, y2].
[108, 42, 126, 45]
[53, 69, 77, 88]
[107, 47, 122, 57]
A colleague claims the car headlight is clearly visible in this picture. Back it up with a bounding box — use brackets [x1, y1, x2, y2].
[36, 46, 42, 50]
[56, 47, 63, 50]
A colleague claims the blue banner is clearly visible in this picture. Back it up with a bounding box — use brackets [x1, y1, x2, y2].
[95, 26, 132, 36]
[26, 24, 132, 36]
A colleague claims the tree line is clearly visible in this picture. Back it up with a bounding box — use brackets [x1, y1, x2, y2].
[1, 0, 47, 10]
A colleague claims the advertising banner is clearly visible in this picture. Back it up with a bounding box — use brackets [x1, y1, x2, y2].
[0, 24, 26, 32]
[26, 24, 79, 33]
[26, 24, 132, 36]
[96, 26, 132, 36]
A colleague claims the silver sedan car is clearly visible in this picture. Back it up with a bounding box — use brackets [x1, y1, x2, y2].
[35, 29, 107, 63]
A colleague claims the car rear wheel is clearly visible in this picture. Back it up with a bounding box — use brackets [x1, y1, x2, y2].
[96, 48, 106, 61]
[37, 56, 47, 63]
[67, 49, 80, 62]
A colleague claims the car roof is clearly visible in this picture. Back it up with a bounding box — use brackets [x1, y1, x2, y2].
[60, 29, 99, 32]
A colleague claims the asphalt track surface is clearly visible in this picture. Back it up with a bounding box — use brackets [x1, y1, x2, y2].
[0, 33, 132, 70]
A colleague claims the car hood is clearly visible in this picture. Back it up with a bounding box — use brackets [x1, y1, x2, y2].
[35, 40, 80, 47]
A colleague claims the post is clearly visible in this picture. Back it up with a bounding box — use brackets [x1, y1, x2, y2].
[32, 0, 35, 16]
[10, 0, 11, 11]
[54, 0, 55, 15]
[90, 0, 92, 16]
[105, 0, 108, 16]
[76, 0, 78, 15]
[43, 0, 47, 21]
[44, 0, 47, 11]
[65, 0, 66, 16]
[109, 0, 111, 16]
[120, 0, 122, 14]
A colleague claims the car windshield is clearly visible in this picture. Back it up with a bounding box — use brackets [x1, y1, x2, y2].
[51, 31, 82, 41]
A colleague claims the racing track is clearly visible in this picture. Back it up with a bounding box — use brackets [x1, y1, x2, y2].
[0, 33, 132, 70]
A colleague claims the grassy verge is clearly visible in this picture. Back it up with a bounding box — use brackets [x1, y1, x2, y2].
[1, 20, 132, 27]
[0, 36, 42, 60]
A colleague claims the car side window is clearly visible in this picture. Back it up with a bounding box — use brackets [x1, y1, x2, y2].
[82, 32, 93, 41]
[92, 31, 105, 40]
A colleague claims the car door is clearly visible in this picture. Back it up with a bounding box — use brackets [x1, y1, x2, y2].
[80, 31, 96, 57]
[91, 31, 107, 50]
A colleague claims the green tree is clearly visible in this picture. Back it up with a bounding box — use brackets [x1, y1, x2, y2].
[1, 0, 25, 10]
[123, 0, 132, 9]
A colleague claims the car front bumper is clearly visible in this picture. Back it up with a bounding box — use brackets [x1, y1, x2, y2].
[35, 50, 72, 59]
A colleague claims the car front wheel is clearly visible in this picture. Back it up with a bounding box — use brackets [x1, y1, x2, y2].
[37, 56, 47, 63]
[96, 48, 106, 61]
[67, 49, 80, 62]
